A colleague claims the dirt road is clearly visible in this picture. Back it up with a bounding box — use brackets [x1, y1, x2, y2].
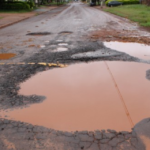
[0, 2, 150, 150]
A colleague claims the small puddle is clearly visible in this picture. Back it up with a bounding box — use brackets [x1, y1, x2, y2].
[105, 42, 150, 60]
[140, 135, 150, 150]
[53, 47, 68, 52]
[56, 40, 63, 42]
[0, 53, 16, 60]
[40, 45, 45, 48]
[5, 61, 150, 131]
[58, 43, 68, 46]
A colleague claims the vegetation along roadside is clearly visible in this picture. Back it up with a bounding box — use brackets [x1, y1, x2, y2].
[104, 4, 150, 27]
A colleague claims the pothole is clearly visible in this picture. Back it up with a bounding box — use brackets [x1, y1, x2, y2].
[105, 42, 150, 60]
[5, 61, 150, 131]
[59, 31, 73, 35]
[26, 32, 51, 36]
[0, 53, 16, 60]
[90, 30, 150, 45]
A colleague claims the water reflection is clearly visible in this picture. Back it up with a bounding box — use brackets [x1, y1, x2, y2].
[105, 42, 150, 60]
[4, 61, 150, 131]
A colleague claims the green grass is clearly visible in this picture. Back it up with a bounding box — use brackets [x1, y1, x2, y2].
[0, 17, 3, 19]
[0, 10, 32, 13]
[104, 4, 150, 26]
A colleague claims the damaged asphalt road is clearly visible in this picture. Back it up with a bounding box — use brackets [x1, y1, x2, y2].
[0, 40, 141, 110]
[0, 2, 150, 150]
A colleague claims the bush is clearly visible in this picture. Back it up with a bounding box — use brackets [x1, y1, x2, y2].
[0, 2, 31, 10]
[27, 1, 35, 8]
[42, 0, 48, 5]
[14, 1, 35, 8]
[105, 0, 139, 5]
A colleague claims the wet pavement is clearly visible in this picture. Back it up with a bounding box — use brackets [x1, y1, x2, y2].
[0, 2, 150, 150]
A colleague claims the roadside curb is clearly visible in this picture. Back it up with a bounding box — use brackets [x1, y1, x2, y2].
[0, 16, 33, 30]
[0, 7, 56, 30]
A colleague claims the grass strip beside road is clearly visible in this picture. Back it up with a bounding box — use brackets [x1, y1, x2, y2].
[104, 4, 150, 26]
[0, 10, 33, 13]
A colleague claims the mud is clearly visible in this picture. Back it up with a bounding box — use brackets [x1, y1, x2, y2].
[89, 30, 150, 45]
[0, 53, 16, 60]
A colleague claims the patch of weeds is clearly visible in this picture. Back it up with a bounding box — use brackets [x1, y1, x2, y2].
[104, 4, 150, 27]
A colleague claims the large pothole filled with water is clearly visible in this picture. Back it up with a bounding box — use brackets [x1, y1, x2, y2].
[3, 60, 150, 132]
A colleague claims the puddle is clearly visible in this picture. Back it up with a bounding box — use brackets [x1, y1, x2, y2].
[26, 32, 51, 36]
[0, 53, 16, 60]
[58, 43, 68, 46]
[105, 42, 150, 60]
[140, 135, 150, 150]
[53, 47, 68, 52]
[40, 45, 45, 48]
[5, 61, 150, 131]
[56, 40, 63, 42]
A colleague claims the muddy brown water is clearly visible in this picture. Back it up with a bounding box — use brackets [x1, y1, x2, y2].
[3, 61, 150, 132]
[140, 135, 150, 149]
[105, 42, 150, 60]
[0, 53, 16, 60]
